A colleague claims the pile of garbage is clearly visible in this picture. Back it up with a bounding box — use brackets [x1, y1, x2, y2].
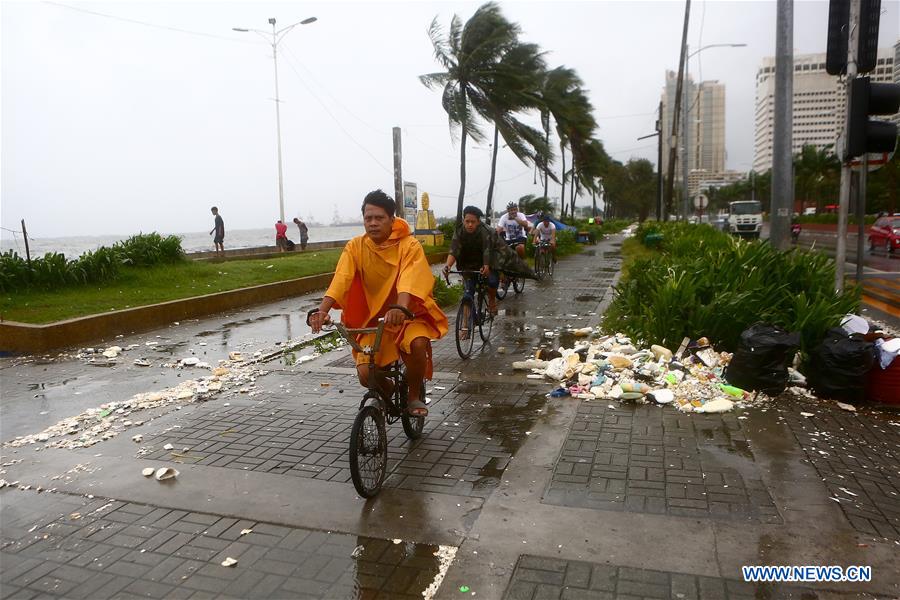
[513, 331, 770, 413]
[4, 361, 264, 450]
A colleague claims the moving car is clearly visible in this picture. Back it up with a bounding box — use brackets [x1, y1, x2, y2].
[726, 201, 762, 238]
[868, 215, 900, 254]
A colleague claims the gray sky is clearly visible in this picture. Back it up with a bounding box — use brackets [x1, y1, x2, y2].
[2, 0, 898, 239]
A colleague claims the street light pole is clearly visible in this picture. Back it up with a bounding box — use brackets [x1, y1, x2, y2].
[681, 43, 747, 221]
[233, 16, 317, 224]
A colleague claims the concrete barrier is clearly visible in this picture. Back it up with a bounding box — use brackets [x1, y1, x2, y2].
[188, 239, 350, 262]
[0, 252, 448, 354]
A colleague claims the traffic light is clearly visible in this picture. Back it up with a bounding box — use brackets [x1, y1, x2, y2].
[846, 77, 900, 158]
[825, 0, 882, 75]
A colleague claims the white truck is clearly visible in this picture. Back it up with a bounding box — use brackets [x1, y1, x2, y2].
[726, 200, 763, 238]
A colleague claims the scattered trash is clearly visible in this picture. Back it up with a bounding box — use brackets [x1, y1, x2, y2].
[132, 435, 143, 443]
[807, 327, 875, 403]
[180, 357, 200, 367]
[459, 586, 470, 593]
[102, 346, 122, 358]
[392, 539, 402, 544]
[133, 359, 152, 367]
[240, 528, 253, 536]
[163, 443, 174, 450]
[724, 324, 800, 396]
[141, 468, 155, 477]
[836, 402, 857, 412]
[351, 545, 365, 558]
[800, 412, 815, 417]
[221, 557, 238, 567]
[154, 467, 179, 481]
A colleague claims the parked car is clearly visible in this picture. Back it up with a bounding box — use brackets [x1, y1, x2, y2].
[868, 216, 900, 254]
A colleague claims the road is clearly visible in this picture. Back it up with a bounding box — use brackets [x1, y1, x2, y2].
[1, 237, 899, 599]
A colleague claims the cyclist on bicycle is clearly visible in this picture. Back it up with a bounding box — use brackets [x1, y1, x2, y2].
[442, 205, 500, 316]
[308, 190, 448, 418]
[496, 201, 531, 259]
[532, 213, 557, 263]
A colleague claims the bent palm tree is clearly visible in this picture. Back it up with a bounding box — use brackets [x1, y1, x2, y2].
[420, 2, 519, 222]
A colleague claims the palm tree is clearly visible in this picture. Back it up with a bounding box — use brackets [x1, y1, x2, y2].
[794, 144, 839, 213]
[476, 42, 551, 223]
[536, 67, 582, 205]
[420, 2, 520, 222]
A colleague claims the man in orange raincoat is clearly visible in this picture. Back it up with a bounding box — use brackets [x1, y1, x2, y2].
[308, 190, 448, 417]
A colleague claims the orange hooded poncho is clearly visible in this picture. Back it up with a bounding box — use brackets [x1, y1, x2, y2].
[324, 218, 448, 371]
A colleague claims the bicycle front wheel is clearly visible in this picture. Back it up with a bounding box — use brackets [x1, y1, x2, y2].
[400, 377, 426, 439]
[478, 291, 493, 342]
[349, 404, 387, 498]
[534, 250, 544, 279]
[514, 276, 525, 294]
[496, 277, 509, 300]
[455, 298, 476, 358]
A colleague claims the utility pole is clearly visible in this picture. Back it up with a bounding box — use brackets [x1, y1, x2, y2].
[393, 127, 404, 220]
[835, 0, 860, 292]
[637, 101, 664, 220]
[21, 219, 31, 264]
[770, 0, 794, 250]
[664, 0, 692, 222]
[856, 155, 867, 282]
[682, 49, 691, 221]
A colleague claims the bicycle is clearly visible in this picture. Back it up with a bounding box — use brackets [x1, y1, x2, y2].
[444, 270, 494, 358]
[533, 241, 554, 279]
[306, 306, 424, 498]
[497, 239, 526, 299]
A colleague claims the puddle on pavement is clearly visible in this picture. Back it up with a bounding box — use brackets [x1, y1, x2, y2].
[574, 294, 599, 302]
[347, 534, 447, 597]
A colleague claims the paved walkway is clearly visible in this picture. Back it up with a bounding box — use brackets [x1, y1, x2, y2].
[1, 236, 899, 599]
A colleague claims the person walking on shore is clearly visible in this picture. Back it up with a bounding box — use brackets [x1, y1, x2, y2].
[209, 207, 225, 257]
[275, 220, 288, 252]
[293, 217, 309, 250]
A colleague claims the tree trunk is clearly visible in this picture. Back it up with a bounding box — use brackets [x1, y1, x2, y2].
[569, 168, 576, 217]
[592, 188, 597, 217]
[456, 86, 468, 224]
[559, 144, 567, 220]
[485, 124, 500, 225]
[542, 114, 550, 199]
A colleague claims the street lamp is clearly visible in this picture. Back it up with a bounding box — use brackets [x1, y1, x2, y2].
[681, 43, 746, 221]
[233, 16, 317, 223]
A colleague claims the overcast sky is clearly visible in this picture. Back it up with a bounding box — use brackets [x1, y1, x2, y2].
[2, 0, 898, 239]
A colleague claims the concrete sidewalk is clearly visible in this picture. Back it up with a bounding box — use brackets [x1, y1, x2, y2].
[2, 236, 899, 599]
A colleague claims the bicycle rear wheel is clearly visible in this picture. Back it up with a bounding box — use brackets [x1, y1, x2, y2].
[349, 404, 387, 498]
[477, 291, 493, 342]
[455, 297, 475, 358]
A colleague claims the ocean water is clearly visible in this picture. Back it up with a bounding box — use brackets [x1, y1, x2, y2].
[0, 225, 366, 258]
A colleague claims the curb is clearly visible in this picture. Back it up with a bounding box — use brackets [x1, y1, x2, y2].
[0, 252, 448, 354]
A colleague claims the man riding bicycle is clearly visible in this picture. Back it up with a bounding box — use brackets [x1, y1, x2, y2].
[308, 190, 448, 418]
[532, 213, 557, 263]
[497, 201, 531, 259]
[442, 205, 500, 316]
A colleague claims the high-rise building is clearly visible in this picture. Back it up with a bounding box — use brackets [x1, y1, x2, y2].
[752, 46, 898, 172]
[661, 71, 727, 196]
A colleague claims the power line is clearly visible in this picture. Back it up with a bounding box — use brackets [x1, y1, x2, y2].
[43, 1, 258, 44]
[609, 143, 658, 156]
[279, 51, 393, 175]
[282, 47, 389, 137]
[429, 168, 531, 200]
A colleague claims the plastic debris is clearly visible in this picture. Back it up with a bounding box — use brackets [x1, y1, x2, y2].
[240, 528, 253, 536]
[132, 435, 143, 443]
[142, 468, 155, 477]
[693, 398, 734, 413]
[221, 557, 238, 567]
[102, 346, 123, 358]
[836, 402, 857, 412]
[351, 545, 365, 558]
[163, 443, 174, 450]
[459, 586, 470, 593]
[154, 467, 178, 481]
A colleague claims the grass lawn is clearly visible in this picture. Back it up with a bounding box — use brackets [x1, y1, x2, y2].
[619, 236, 656, 279]
[2, 245, 446, 324]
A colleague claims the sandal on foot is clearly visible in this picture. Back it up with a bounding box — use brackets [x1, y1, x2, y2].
[407, 400, 428, 418]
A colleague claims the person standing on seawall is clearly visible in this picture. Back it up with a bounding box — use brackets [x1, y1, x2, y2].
[293, 217, 309, 250]
[275, 220, 288, 252]
[210, 207, 225, 257]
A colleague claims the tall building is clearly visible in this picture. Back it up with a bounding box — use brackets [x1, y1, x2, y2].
[752, 46, 898, 172]
[660, 71, 727, 196]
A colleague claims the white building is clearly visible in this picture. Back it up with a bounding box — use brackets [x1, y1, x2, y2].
[661, 71, 727, 195]
[752, 46, 898, 172]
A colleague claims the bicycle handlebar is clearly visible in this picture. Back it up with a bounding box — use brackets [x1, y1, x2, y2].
[306, 305, 414, 356]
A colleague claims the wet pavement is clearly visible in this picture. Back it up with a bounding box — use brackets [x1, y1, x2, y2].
[2, 235, 900, 599]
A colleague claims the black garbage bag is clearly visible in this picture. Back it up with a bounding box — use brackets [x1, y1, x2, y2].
[724, 323, 801, 396]
[807, 327, 876, 403]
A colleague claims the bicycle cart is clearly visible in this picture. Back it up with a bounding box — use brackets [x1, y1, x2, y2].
[306, 306, 425, 498]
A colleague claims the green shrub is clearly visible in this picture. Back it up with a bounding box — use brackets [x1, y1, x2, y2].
[0, 232, 185, 293]
[433, 274, 463, 307]
[113, 233, 185, 267]
[603, 221, 859, 357]
[438, 221, 456, 240]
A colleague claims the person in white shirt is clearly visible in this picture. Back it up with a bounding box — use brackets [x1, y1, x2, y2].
[532, 213, 557, 263]
[496, 201, 531, 259]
